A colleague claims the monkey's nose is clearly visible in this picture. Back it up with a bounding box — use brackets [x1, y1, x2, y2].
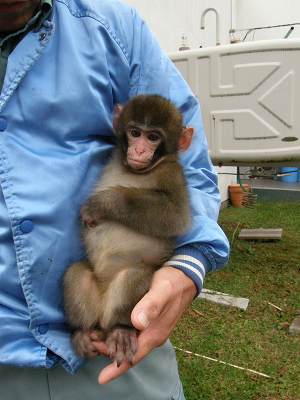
[135, 147, 146, 155]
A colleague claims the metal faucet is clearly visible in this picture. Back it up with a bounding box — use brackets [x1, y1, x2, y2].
[200, 7, 221, 46]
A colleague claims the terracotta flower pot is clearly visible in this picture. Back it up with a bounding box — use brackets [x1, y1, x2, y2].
[228, 184, 251, 208]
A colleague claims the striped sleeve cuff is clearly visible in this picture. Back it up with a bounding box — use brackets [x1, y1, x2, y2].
[163, 245, 211, 295]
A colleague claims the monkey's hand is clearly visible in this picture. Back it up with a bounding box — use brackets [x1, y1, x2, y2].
[92, 266, 197, 384]
[80, 197, 103, 228]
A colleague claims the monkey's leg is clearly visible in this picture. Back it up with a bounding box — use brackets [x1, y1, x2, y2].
[100, 265, 154, 366]
[63, 261, 105, 357]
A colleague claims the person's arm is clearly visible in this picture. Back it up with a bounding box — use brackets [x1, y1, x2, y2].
[124, 5, 229, 291]
[94, 4, 229, 384]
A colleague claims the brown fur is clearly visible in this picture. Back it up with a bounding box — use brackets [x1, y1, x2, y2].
[63, 95, 191, 365]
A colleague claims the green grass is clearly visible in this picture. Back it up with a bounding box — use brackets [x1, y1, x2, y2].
[171, 202, 300, 400]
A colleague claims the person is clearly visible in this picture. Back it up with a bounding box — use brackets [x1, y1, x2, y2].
[0, 0, 229, 399]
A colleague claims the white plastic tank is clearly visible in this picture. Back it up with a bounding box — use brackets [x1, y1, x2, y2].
[170, 39, 300, 165]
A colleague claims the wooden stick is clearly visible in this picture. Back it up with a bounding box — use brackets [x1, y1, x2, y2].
[174, 346, 271, 379]
[191, 308, 205, 317]
[231, 222, 241, 245]
[266, 301, 283, 312]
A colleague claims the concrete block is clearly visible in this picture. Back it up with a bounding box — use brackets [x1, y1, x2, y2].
[289, 316, 300, 335]
[239, 228, 282, 240]
[198, 289, 249, 310]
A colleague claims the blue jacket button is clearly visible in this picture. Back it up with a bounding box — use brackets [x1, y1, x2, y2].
[0, 117, 7, 131]
[20, 220, 34, 234]
[38, 324, 49, 335]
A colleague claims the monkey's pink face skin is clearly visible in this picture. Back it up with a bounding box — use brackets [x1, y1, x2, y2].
[126, 126, 162, 170]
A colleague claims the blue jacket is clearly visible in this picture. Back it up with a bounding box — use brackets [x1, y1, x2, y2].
[0, 0, 229, 372]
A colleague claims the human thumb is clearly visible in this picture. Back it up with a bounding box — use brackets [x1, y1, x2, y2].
[131, 278, 172, 330]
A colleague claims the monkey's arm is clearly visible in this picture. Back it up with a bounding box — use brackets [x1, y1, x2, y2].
[82, 187, 189, 238]
[82, 170, 190, 238]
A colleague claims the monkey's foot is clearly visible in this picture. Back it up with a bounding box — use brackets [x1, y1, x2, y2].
[106, 327, 138, 367]
[72, 329, 105, 358]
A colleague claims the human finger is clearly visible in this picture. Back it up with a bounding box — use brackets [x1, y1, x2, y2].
[131, 278, 173, 330]
[98, 359, 131, 384]
[92, 340, 109, 356]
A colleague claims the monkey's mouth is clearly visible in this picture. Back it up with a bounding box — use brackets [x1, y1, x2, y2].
[127, 158, 149, 170]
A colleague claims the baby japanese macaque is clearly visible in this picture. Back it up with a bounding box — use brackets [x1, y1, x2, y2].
[63, 95, 193, 366]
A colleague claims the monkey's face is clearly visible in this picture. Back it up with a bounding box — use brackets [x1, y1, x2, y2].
[126, 124, 163, 170]
[114, 95, 185, 172]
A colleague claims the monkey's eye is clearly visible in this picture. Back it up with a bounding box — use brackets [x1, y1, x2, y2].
[148, 132, 161, 142]
[128, 128, 141, 138]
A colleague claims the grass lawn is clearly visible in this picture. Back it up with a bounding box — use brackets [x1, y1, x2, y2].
[171, 202, 300, 400]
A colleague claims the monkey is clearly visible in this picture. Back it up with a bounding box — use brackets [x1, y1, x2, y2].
[63, 94, 194, 367]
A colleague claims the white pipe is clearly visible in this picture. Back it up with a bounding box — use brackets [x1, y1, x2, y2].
[200, 7, 221, 46]
[231, 0, 237, 32]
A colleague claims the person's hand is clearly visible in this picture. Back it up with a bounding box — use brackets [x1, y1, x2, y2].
[93, 265, 197, 384]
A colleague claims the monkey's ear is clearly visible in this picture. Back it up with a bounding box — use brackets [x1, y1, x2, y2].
[113, 104, 123, 130]
[179, 127, 194, 151]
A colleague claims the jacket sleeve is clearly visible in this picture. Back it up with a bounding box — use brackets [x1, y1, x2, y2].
[123, 6, 230, 293]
